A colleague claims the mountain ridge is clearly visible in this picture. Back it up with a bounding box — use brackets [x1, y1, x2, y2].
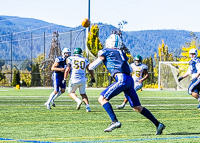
[0, 15, 199, 60]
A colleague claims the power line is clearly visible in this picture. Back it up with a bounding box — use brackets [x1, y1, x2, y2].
[0, 0, 40, 12]
[0, 28, 85, 43]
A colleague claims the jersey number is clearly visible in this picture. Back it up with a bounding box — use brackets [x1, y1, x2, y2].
[133, 71, 141, 77]
[117, 50, 125, 61]
[74, 60, 85, 70]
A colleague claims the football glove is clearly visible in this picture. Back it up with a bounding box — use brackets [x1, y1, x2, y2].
[178, 77, 183, 82]
[62, 79, 66, 84]
[91, 78, 95, 83]
[191, 77, 197, 83]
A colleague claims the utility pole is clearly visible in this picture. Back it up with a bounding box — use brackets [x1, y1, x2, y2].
[11, 33, 12, 87]
[88, 0, 90, 32]
[86, 0, 90, 59]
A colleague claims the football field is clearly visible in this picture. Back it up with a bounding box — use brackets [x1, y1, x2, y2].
[1, 88, 200, 143]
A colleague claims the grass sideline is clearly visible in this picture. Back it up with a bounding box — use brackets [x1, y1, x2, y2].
[1, 88, 200, 143]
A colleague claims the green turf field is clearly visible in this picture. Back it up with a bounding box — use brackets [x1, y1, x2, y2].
[1, 88, 200, 143]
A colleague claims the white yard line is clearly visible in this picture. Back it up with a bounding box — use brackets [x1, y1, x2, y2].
[0, 104, 197, 107]
[0, 96, 194, 99]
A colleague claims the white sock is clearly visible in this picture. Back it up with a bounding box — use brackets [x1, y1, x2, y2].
[46, 91, 55, 104]
[75, 97, 81, 103]
[121, 102, 126, 107]
[52, 90, 62, 101]
[86, 104, 90, 108]
[198, 97, 200, 102]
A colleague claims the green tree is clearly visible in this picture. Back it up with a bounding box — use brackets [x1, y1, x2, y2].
[31, 64, 41, 86]
[0, 69, 5, 81]
[0, 60, 5, 70]
[86, 24, 108, 87]
[87, 24, 103, 57]
[154, 40, 174, 81]
[21, 70, 31, 87]
[143, 56, 154, 86]
[12, 69, 20, 86]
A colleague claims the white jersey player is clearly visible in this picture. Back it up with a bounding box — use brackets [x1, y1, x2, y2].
[63, 47, 95, 112]
[178, 48, 200, 109]
[116, 55, 149, 109]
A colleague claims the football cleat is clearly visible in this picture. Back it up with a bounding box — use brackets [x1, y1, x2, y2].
[52, 101, 55, 107]
[76, 101, 82, 110]
[44, 102, 51, 110]
[104, 121, 121, 132]
[86, 106, 91, 112]
[116, 104, 125, 109]
[156, 123, 165, 135]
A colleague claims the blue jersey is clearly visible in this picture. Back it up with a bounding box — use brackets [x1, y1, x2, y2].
[54, 56, 67, 77]
[98, 48, 131, 77]
[52, 56, 67, 91]
[187, 58, 200, 79]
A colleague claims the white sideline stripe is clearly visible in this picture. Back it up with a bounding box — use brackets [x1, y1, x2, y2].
[0, 90, 9, 91]
[0, 104, 197, 107]
[0, 96, 193, 99]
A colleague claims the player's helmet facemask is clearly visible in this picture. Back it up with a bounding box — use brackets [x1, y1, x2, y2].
[73, 47, 83, 56]
[62, 48, 71, 58]
[189, 48, 198, 60]
[134, 55, 142, 66]
[105, 34, 122, 49]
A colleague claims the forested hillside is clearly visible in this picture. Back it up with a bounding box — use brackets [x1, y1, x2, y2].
[0, 15, 199, 60]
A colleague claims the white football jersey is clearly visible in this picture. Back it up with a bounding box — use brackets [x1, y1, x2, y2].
[130, 63, 148, 84]
[67, 55, 89, 84]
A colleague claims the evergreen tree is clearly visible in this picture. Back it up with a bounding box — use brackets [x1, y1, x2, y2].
[0, 69, 5, 81]
[42, 31, 61, 86]
[12, 70, 17, 86]
[12, 69, 20, 86]
[0, 60, 5, 70]
[149, 56, 154, 84]
[31, 64, 41, 86]
[31, 64, 36, 86]
[86, 25, 105, 87]
[16, 70, 20, 85]
[87, 25, 103, 57]
[154, 39, 174, 83]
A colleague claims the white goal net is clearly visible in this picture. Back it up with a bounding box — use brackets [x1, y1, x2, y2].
[158, 61, 191, 90]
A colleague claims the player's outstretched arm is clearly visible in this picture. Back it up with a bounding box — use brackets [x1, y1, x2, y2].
[178, 73, 189, 82]
[88, 56, 104, 70]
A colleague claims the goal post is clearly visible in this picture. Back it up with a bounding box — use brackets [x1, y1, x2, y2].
[158, 61, 190, 90]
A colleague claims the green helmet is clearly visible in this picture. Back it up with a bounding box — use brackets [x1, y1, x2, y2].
[134, 55, 142, 66]
[73, 47, 82, 55]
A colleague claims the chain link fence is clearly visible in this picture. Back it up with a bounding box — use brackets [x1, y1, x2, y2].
[0, 29, 160, 88]
[0, 29, 106, 87]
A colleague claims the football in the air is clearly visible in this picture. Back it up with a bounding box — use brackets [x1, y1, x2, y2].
[82, 18, 90, 28]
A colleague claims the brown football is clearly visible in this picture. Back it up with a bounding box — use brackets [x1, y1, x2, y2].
[82, 18, 90, 28]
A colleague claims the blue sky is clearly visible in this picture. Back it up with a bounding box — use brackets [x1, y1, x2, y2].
[1, 0, 200, 32]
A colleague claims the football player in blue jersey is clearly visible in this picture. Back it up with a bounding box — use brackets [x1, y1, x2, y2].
[116, 55, 149, 109]
[178, 48, 200, 109]
[88, 34, 165, 134]
[44, 48, 71, 109]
